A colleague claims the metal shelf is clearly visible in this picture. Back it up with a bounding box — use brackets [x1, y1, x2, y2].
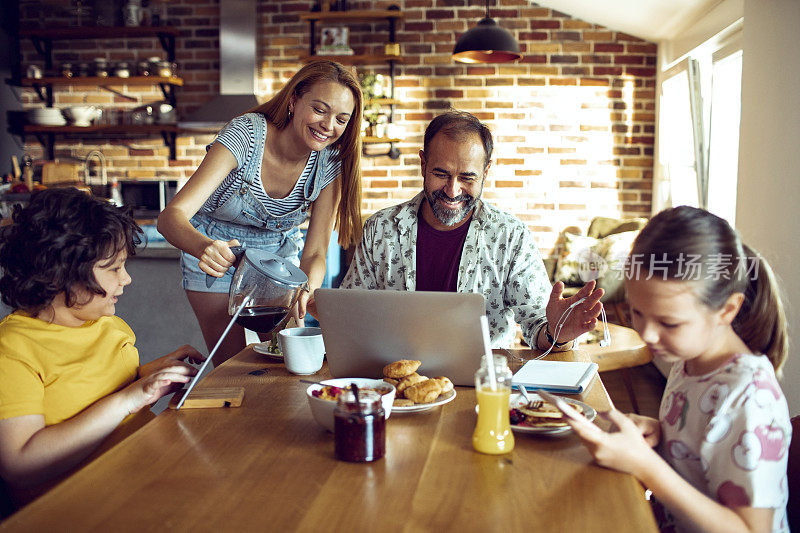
[19, 26, 180, 68]
[22, 125, 181, 160]
[16, 76, 183, 107]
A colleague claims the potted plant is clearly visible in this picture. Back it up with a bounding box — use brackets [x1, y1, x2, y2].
[359, 73, 387, 137]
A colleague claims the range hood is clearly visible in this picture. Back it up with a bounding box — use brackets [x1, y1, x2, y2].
[179, 0, 260, 130]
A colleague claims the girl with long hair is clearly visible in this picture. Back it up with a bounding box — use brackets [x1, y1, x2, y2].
[567, 206, 791, 532]
[158, 59, 363, 364]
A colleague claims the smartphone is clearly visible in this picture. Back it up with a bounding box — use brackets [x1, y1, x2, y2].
[536, 390, 589, 423]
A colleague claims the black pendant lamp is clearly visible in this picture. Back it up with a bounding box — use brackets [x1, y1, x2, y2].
[452, 0, 521, 63]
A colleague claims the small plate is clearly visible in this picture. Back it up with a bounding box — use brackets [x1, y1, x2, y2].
[253, 342, 283, 359]
[509, 392, 596, 436]
[392, 389, 457, 413]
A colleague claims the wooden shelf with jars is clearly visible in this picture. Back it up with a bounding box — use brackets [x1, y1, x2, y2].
[15, 26, 182, 160]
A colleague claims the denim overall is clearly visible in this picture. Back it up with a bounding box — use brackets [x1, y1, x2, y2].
[180, 115, 331, 293]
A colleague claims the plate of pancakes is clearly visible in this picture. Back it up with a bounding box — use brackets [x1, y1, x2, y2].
[508, 392, 596, 436]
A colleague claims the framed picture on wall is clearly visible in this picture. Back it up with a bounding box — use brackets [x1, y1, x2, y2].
[318, 26, 353, 55]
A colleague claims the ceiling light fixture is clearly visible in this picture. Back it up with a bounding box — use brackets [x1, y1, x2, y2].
[452, 0, 522, 64]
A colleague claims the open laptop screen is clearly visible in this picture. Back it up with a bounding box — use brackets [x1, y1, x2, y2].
[314, 289, 486, 386]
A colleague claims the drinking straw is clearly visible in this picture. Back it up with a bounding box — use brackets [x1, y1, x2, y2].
[479, 315, 497, 391]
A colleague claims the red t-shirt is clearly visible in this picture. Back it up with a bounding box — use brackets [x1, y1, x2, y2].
[415, 213, 472, 292]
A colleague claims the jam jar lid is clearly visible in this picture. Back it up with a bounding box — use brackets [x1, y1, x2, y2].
[336, 389, 383, 413]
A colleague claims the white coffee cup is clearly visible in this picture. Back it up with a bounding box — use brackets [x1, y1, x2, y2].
[278, 327, 325, 375]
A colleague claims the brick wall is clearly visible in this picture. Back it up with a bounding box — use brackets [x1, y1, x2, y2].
[16, 0, 656, 254]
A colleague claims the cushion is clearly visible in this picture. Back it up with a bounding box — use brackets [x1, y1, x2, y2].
[553, 230, 639, 302]
[554, 233, 598, 286]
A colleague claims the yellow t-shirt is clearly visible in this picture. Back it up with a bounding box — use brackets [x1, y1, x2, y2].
[0, 312, 139, 425]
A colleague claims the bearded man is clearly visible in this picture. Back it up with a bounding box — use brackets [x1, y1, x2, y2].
[339, 110, 602, 349]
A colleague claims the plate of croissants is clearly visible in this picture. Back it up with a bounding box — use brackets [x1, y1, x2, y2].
[381, 359, 457, 413]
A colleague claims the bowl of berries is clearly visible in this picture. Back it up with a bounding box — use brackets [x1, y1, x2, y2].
[306, 378, 396, 432]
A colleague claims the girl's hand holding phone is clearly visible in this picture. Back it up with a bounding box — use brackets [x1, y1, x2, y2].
[567, 407, 661, 478]
[626, 413, 662, 448]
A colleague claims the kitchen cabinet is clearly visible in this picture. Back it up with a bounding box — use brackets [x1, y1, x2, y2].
[299, 7, 403, 158]
[13, 26, 183, 160]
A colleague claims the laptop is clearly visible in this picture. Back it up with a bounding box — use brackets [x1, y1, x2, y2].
[314, 289, 487, 386]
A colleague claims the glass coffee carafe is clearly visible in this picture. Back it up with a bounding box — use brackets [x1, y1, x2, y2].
[227, 249, 308, 333]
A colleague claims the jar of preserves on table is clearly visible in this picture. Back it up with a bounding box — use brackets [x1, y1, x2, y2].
[334, 389, 385, 462]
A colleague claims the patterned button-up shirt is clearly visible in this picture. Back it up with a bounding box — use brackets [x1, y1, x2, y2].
[340, 193, 552, 348]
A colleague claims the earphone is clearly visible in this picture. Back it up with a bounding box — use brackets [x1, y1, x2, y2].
[535, 296, 611, 360]
[598, 304, 611, 347]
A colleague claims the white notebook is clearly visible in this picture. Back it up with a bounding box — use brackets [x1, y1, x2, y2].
[512, 360, 599, 394]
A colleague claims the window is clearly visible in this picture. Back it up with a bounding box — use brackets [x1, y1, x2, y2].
[657, 59, 701, 209]
[707, 46, 742, 224]
[655, 26, 742, 224]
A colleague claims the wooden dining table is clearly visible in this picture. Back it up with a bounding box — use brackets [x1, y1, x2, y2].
[1, 346, 658, 532]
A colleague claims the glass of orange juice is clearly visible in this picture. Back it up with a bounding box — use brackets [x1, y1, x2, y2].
[472, 354, 514, 454]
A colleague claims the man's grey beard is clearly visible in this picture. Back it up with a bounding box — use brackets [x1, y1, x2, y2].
[424, 188, 479, 226]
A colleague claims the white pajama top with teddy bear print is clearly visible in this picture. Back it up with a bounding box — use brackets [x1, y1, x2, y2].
[659, 353, 791, 532]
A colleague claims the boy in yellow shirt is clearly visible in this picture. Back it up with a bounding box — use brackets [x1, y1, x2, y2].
[0, 188, 204, 510]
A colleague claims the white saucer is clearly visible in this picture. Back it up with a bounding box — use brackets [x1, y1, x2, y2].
[253, 342, 283, 359]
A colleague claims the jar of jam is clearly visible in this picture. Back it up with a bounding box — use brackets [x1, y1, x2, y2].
[334, 389, 385, 462]
[114, 62, 131, 78]
[93, 58, 109, 78]
[60, 62, 74, 78]
[137, 61, 151, 76]
[156, 60, 174, 77]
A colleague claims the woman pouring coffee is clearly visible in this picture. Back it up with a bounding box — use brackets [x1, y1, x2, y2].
[158, 60, 363, 365]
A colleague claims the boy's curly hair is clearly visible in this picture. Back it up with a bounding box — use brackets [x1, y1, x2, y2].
[0, 187, 142, 315]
